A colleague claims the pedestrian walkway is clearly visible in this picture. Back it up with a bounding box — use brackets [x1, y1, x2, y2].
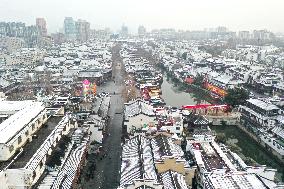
[80, 45, 124, 189]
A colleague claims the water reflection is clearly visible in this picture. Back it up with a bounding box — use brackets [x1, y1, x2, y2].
[161, 77, 207, 107]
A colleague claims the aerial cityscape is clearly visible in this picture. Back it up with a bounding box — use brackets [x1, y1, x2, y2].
[0, 0, 284, 189]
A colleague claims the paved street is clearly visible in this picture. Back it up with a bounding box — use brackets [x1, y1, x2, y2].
[81, 46, 124, 189]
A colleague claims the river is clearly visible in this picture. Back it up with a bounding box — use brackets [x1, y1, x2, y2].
[213, 125, 284, 181]
[161, 76, 209, 107]
[161, 75, 284, 182]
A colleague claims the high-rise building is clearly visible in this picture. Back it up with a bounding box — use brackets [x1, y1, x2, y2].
[253, 30, 274, 41]
[120, 25, 128, 37]
[138, 25, 146, 36]
[75, 19, 90, 42]
[64, 17, 76, 40]
[0, 21, 40, 47]
[217, 26, 228, 33]
[36, 18, 47, 36]
[64, 17, 90, 41]
[0, 22, 26, 37]
[24, 25, 40, 47]
[238, 31, 250, 40]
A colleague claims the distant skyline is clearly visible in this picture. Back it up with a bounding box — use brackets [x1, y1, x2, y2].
[0, 0, 284, 34]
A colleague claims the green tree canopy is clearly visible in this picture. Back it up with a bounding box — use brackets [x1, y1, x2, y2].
[193, 73, 204, 86]
[181, 52, 187, 60]
[216, 133, 226, 144]
[224, 87, 249, 107]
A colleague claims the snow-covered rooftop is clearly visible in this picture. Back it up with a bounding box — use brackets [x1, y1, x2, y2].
[160, 170, 188, 189]
[247, 99, 279, 111]
[120, 135, 158, 187]
[25, 115, 70, 172]
[0, 101, 45, 144]
[0, 100, 36, 113]
[124, 99, 156, 118]
[205, 173, 268, 189]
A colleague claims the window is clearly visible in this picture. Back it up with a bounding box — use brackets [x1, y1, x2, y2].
[25, 130, 29, 136]
[32, 171, 36, 179]
[18, 136, 22, 144]
[176, 127, 180, 130]
[32, 124, 35, 131]
[9, 145, 14, 152]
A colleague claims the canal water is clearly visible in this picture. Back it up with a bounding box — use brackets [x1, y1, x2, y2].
[161, 76, 208, 107]
[161, 75, 284, 182]
[213, 125, 284, 182]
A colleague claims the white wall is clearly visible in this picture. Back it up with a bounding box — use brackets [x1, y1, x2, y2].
[161, 124, 183, 136]
[0, 171, 9, 189]
[5, 169, 33, 188]
[125, 180, 164, 189]
[0, 111, 48, 161]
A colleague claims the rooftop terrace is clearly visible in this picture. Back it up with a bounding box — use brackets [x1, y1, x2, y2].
[9, 116, 62, 169]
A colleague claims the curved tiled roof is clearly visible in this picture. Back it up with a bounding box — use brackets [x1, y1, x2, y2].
[124, 99, 155, 119]
[120, 135, 158, 187]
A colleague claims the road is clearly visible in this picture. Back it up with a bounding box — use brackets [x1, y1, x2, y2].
[80, 46, 124, 189]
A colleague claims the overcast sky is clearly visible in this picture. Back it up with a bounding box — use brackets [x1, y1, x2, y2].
[0, 0, 283, 34]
